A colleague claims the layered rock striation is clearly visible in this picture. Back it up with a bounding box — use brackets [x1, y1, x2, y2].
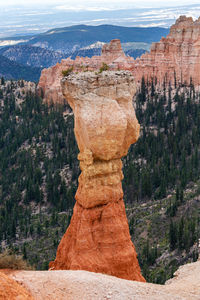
[49, 71, 144, 282]
[134, 16, 200, 86]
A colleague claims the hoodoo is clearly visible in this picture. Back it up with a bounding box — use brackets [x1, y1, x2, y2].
[38, 14, 200, 282]
[49, 71, 145, 282]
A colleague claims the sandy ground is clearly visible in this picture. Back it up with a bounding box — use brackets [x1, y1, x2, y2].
[5, 260, 200, 300]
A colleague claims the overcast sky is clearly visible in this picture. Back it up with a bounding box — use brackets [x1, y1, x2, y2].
[1, 0, 200, 8]
[0, 1, 200, 38]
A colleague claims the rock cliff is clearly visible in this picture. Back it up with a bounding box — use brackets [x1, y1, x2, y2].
[49, 71, 144, 282]
[134, 16, 200, 86]
[38, 16, 200, 104]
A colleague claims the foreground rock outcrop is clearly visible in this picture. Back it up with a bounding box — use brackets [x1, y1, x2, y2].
[38, 16, 200, 104]
[49, 71, 144, 282]
[6, 260, 200, 299]
[37, 39, 129, 105]
[0, 271, 34, 300]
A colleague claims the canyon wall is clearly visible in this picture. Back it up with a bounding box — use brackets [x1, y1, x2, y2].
[134, 16, 200, 86]
[49, 71, 145, 282]
[38, 16, 200, 105]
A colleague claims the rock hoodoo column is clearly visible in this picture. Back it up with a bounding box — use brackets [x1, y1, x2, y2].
[49, 71, 145, 282]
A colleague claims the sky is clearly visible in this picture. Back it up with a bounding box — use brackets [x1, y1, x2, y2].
[0, 0, 200, 8]
[0, 1, 200, 38]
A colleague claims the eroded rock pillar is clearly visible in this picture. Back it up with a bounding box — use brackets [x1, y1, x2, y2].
[49, 71, 145, 282]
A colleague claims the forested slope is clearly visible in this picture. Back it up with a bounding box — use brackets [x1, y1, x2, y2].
[0, 78, 199, 282]
[0, 55, 41, 81]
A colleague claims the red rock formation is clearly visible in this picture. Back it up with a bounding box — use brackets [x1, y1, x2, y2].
[101, 39, 125, 60]
[50, 201, 144, 281]
[49, 71, 145, 282]
[134, 16, 200, 86]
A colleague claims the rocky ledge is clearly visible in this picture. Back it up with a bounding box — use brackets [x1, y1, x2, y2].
[1, 260, 200, 299]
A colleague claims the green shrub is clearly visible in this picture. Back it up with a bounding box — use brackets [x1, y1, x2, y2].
[99, 63, 109, 73]
[62, 67, 73, 77]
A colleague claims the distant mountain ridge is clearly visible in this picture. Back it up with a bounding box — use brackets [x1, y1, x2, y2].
[0, 45, 65, 68]
[0, 24, 169, 53]
[0, 24, 169, 81]
[0, 44, 146, 73]
[25, 24, 170, 53]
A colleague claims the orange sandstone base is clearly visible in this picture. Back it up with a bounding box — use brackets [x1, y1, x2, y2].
[49, 200, 145, 282]
[0, 271, 34, 300]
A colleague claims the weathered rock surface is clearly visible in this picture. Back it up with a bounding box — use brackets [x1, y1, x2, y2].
[7, 260, 200, 300]
[134, 16, 200, 86]
[49, 71, 144, 282]
[38, 16, 200, 104]
[101, 39, 125, 60]
[0, 270, 34, 300]
[61, 71, 139, 208]
[49, 200, 144, 281]
[37, 39, 133, 104]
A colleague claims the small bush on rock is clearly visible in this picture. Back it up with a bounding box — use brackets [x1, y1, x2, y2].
[99, 63, 109, 73]
[0, 249, 33, 270]
[62, 67, 73, 77]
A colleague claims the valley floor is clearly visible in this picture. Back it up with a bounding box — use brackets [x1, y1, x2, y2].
[2, 260, 200, 300]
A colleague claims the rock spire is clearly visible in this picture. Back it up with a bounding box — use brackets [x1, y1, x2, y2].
[49, 71, 145, 282]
